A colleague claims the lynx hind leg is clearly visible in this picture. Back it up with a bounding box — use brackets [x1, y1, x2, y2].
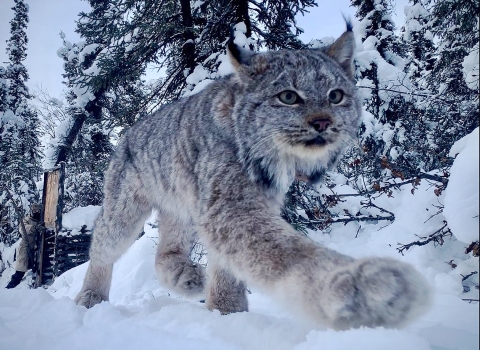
[76, 157, 152, 308]
[322, 257, 431, 330]
[206, 266, 248, 314]
[155, 212, 206, 297]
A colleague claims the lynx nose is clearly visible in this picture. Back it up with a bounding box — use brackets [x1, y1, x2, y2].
[309, 118, 331, 132]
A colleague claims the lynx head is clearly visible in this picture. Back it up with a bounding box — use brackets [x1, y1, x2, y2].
[226, 25, 361, 193]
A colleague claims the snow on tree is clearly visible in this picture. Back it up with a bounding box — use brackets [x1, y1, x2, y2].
[182, 0, 316, 94]
[0, 66, 8, 114]
[426, 0, 479, 151]
[402, 0, 435, 84]
[0, 0, 41, 246]
[340, 0, 410, 187]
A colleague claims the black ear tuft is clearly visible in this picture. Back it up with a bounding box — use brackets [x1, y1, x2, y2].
[326, 20, 356, 79]
[343, 15, 353, 32]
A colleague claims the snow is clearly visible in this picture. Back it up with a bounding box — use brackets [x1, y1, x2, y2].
[1, 171, 479, 350]
[216, 53, 235, 77]
[42, 116, 73, 169]
[233, 22, 248, 47]
[462, 42, 479, 91]
[185, 64, 209, 85]
[403, 3, 429, 42]
[73, 83, 95, 108]
[0, 109, 24, 128]
[78, 43, 99, 64]
[308, 37, 335, 49]
[62, 205, 102, 232]
[444, 128, 479, 244]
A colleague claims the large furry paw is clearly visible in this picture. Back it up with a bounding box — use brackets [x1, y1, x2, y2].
[74, 290, 106, 309]
[322, 258, 431, 330]
[156, 254, 206, 297]
[206, 269, 248, 314]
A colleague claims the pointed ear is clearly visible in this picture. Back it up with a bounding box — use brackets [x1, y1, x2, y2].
[227, 44, 269, 82]
[326, 25, 355, 78]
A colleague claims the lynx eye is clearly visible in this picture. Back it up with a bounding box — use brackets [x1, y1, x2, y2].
[278, 90, 300, 105]
[328, 89, 344, 104]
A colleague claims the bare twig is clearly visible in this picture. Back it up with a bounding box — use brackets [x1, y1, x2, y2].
[461, 271, 478, 282]
[397, 222, 452, 255]
[335, 173, 448, 199]
[462, 299, 479, 303]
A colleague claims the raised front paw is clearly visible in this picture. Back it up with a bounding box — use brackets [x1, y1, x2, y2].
[75, 290, 105, 309]
[322, 257, 431, 330]
[156, 254, 206, 297]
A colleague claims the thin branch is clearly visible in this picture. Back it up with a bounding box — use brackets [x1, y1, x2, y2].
[357, 85, 449, 102]
[461, 271, 478, 282]
[335, 173, 448, 199]
[397, 222, 452, 255]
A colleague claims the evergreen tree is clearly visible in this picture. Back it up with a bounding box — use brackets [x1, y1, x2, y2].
[0, 66, 8, 114]
[392, 0, 441, 175]
[402, 0, 435, 84]
[0, 0, 41, 246]
[343, 0, 409, 187]
[426, 0, 479, 154]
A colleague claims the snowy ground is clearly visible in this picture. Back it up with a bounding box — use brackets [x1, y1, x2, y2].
[0, 130, 478, 350]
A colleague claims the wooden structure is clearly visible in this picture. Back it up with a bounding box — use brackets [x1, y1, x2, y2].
[34, 163, 65, 287]
[53, 227, 92, 277]
[33, 163, 93, 287]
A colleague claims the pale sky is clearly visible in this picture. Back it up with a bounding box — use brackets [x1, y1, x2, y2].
[0, 0, 408, 98]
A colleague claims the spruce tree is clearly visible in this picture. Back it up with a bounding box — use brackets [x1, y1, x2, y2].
[426, 0, 479, 154]
[0, 0, 41, 246]
[342, 0, 409, 187]
[402, 0, 435, 84]
[392, 0, 441, 174]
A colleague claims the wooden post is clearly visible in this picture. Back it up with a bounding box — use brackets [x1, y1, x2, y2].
[35, 163, 65, 287]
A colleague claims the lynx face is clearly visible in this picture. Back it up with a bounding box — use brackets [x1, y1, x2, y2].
[230, 37, 362, 191]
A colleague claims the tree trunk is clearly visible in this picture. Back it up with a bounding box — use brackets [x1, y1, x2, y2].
[236, 0, 252, 38]
[180, 0, 196, 75]
[54, 88, 104, 165]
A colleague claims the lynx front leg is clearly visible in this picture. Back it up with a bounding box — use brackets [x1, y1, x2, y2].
[200, 164, 431, 329]
[155, 211, 206, 297]
[206, 261, 248, 314]
[74, 263, 113, 308]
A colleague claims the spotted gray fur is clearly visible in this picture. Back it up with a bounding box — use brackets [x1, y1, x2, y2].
[75, 27, 431, 330]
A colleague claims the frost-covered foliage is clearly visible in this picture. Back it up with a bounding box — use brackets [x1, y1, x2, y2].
[426, 0, 479, 155]
[0, 0, 41, 246]
[332, 0, 479, 188]
[344, 0, 412, 183]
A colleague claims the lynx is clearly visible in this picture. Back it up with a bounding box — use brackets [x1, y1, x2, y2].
[75, 24, 431, 330]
